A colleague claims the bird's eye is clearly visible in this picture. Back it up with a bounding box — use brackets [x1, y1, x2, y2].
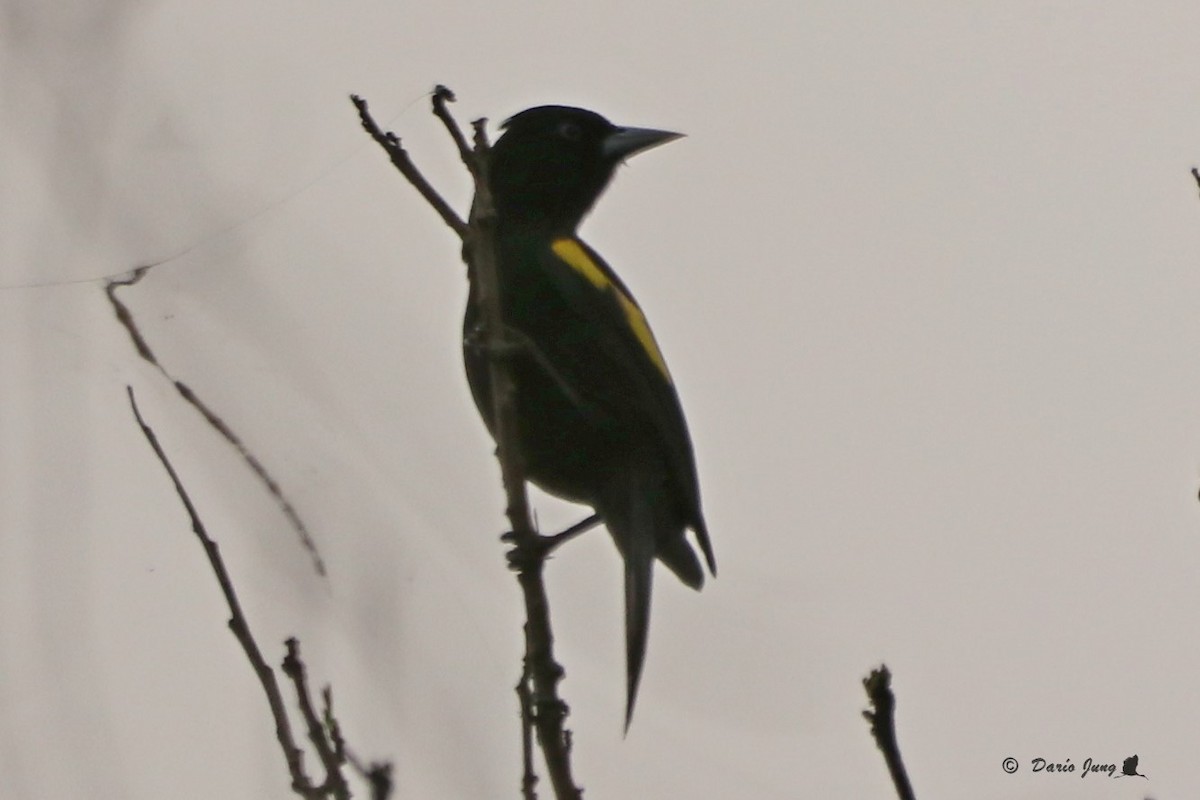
[558, 122, 582, 141]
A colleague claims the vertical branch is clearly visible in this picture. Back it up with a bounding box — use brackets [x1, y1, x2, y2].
[452, 102, 536, 543]
[450, 91, 582, 800]
[863, 665, 918, 800]
[516, 657, 538, 800]
[352, 88, 581, 799]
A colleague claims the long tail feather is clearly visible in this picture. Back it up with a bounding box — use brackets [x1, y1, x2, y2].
[623, 533, 655, 731]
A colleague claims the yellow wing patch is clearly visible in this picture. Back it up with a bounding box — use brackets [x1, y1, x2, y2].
[550, 238, 673, 383]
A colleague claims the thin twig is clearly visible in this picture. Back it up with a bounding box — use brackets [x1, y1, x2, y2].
[471, 119, 490, 152]
[863, 665, 917, 800]
[283, 639, 351, 800]
[323, 687, 346, 764]
[516, 654, 539, 800]
[351, 94, 468, 239]
[127, 386, 321, 798]
[513, 560, 577, 798]
[346, 750, 395, 800]
[108, 271, 327, 577]
[431, 85, 475, 176]
[106, 267, 156, 360]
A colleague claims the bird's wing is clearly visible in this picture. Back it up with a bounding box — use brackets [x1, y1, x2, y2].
[540, 236, 714, 571]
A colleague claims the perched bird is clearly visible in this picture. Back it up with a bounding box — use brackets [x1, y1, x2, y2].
[462, 105, 715, 727]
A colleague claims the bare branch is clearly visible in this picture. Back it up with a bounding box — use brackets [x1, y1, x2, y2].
[457, 99, 580, 800]
[516, 656, 539, 800]
[107, 271, 326, 577]
[431, 85, 476, 176]
[283, 639, 351, 800]
[129, 386, 385, 799]
[863, 665, 918, 800]
[126, 386, 318, 797]
[350, 93, 467, 239]
[106, 267, 157, 361]
[353, 85, 581, 798]
[471, 118, 490, 152]
[345, 750, 394, 800]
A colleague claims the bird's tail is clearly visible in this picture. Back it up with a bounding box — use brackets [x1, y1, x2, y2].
[657, 532, 705, 589]
[599, 461, 710, 730]
[623, 530, 654, 731]
[599, 465, 672, 731]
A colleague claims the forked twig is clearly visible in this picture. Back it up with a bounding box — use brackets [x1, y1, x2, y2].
[351, 94, 467, 239]
[128, 386, 386, 798]
[128, 386, 313, 795]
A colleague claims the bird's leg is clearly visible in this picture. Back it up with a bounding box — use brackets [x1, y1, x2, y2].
[503, 513, 603, 569]
[544, 513, 603, 547]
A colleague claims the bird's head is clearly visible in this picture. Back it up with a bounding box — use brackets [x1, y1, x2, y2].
[488, 105, 682, 232]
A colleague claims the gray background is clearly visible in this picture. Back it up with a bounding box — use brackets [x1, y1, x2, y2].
[3, 2, 1199, 797]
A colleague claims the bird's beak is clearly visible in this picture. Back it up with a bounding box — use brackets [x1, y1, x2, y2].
[602, 126, 684, 161]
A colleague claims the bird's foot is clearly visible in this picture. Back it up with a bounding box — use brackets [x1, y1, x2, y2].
[501, 513, 602, 570]
[502, 531, 562, 570]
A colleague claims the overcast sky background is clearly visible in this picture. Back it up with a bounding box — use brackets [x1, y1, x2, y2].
[4, 2, 1200, 798]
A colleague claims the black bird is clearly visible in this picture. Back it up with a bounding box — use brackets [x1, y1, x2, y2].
[462, 105, 715, 727]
